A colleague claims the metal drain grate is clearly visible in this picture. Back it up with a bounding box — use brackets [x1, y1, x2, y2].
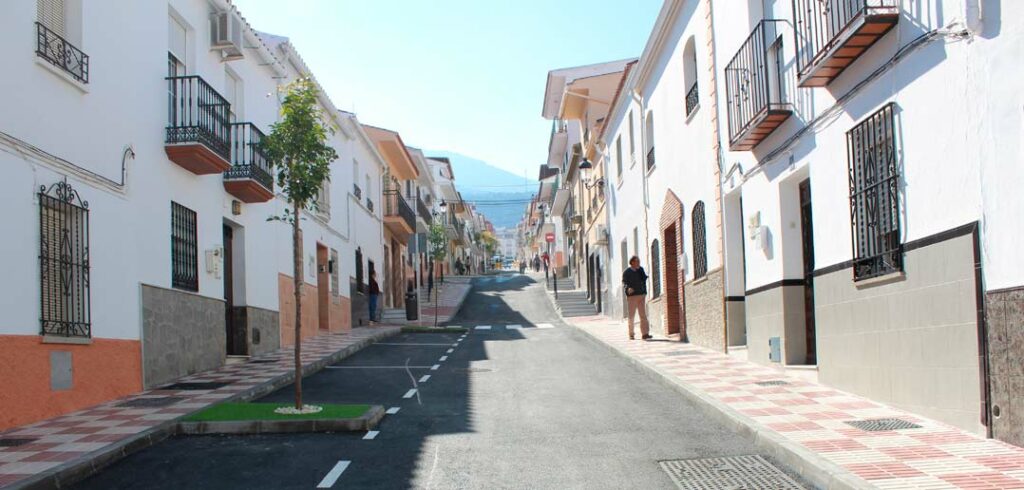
[0, 438, 35, 448]
[754, 380, 790, 386]
[117, 396, 185, 408]
[845, 418, 921, 432]
[659, 455, 804, 490]
[161, 382, 229, 391]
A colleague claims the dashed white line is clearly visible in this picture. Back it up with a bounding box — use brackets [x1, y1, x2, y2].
[316, 460, 350, 488]
[402, 389, 417, 399]
[446, 349, 454, 354]
[439, 356, 448, 362]
[475, 325, 491, 330]
[386, 407, 401, 414]
[452, 342, 460, 346]
[431, 364, 440, 370]
[363, 430, 379, 440]
[507, 324, 522, 330]
[536, 323, 555, 329]
[419, 375, 431, 383]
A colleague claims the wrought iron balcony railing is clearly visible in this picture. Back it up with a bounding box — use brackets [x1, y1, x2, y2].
[366, 197, 374, 212]
[384, 191, 416, 232]
[685, 81, 699, 116]
[794, 0, 899, 87]
[36, 22, 88, 84]
[724, 20, 792, 151]
[417, 196, 432, 226]
[353, 183, 362, 200]
[646, 147, 656, 170]
[224, 123, 273, 191]
[166, 75, 232, 161]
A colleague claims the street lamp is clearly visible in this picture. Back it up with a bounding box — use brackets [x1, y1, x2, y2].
[578, 158, 605, 190]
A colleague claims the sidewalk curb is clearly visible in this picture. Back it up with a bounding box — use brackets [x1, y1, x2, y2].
[566, 322, 872, 490]
[12, 327, 399, 490]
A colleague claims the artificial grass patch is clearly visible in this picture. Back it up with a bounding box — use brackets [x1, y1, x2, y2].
[184, 403, 370, 422]
[401, 326, 467, 333]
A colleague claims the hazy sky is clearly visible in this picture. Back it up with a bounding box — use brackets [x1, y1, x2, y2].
[232, 0, 661, 179]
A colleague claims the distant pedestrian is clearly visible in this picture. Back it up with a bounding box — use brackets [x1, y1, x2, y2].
[622, 256, 651, 340]
[455, 258, 464, 276]
[427, 264, 434, 297]
[368, 271, 381, 324]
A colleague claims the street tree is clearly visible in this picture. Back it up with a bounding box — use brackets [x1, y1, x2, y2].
[428, 220, 448, 326]
[263, 78, 338, 411]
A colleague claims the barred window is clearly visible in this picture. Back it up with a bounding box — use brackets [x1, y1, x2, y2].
[847, 103, 901, 280]
[651, 240, 661, 298]
[171, 202, 198, 292]
[691, 201, 707, 278]
[39, 181, 90, 338]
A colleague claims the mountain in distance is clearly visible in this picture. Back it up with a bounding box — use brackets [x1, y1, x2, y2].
[426, 150, 537, 230]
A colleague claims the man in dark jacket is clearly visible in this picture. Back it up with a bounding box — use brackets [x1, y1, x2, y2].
[622, 256, 652, 340]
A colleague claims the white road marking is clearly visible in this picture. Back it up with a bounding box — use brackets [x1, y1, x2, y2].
[439, 356, 448, 362]
[506, 324, 522, 329]
[326, 366, 432, 370]
[419, 375, 431, 383]
[316, 460, 350, 488]
[431, 364, 440, 370]
[452, 342, 460, 346]
[386, 407, 401, 414]
[446, 349, 454, 354]
[536, 323, 556, 329]
[475, 325, 491, 330]
[363, 430, 379, 440]
[403, 389, 417, 399]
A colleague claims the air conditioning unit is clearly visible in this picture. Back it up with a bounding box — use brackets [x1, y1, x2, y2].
[594, 225, 609, 245]
[210, 11, 244, 61]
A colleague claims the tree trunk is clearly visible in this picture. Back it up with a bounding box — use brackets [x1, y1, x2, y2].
[292, 200, 303, 409]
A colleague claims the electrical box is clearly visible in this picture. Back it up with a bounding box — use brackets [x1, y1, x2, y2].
[205, 248, 223, 278]
[769, 337, 782, 363]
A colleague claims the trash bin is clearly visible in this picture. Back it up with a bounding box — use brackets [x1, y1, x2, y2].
[405, 291, 418, 321]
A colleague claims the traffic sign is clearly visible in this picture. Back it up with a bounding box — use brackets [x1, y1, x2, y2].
[545, 232, 555, 243]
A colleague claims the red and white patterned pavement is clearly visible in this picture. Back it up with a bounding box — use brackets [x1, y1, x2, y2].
[570, 316, 1024, 490]
[0, 327, 398, 489]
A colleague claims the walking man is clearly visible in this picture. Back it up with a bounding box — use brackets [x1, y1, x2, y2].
[368, 270, 381, 324]
[622, 256, 651, 340]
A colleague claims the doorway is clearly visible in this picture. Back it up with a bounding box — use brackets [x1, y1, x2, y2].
[223, 225, 246, 356]
[663, 225, 681, 336]
[316, 243, 330, 331]
[595, 254, 602, 313]
[799, 179, 817, 364]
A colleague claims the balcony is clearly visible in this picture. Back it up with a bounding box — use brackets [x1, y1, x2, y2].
[417, 196, 432, 228]
[725, 20, 792, 151]
[36, 22, 88, 84]
[383, 191, 415, 239]
[166, 75, 232, 174]
[223, 123, 273, 203]
[795, 0, 899, 87]
[353, 183, 362, 200]
[685, 81, 699, 116]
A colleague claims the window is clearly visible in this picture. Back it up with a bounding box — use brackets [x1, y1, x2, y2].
[355, 247, 364, 293]
[36, 0, 88, 83]
[651, 240, 661, 298]
[645, 112, 655, 170]
[847, 103, 901, 280]
[684, 37, 699, 116]
[692, 201, 707, 278]
[168, 15, 187, 71]
[315, 180, 330, 217]
[615, 136, 623, 178]
[38, 0, 66, 35]
[628, 111, 635, 162]
[330, 248, 339, 296]
[39, 180, 90, 338]
[171, 202, 198, 292]
[224, 68, 242, 121]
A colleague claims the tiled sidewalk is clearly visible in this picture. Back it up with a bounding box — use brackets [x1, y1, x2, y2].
[569, 316, 1024, 490]
[414, 277, 473, 325]
[0, 326, 399, 489]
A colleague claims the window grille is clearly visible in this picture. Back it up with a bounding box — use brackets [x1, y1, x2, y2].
[692, 201, 707, 278]
[355, 247, 364, 293]
[39, 180, 90, 338]
[171, 202, 198, 292]
[847, 103, 901, 280]
[651, 240, 662, 298]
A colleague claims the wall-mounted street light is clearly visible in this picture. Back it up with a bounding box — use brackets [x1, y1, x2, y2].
[578, 158, 605, 190]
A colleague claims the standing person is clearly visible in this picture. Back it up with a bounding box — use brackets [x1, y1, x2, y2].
[622, 256, 652, 340]
[368, 270, 381, 324]
[427, 262, 434, 298]
[455, 258, 464, 276]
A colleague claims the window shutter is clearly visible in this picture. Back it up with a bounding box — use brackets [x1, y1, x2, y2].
[168, 16, 187, 64]
[37, 0, 66, 35]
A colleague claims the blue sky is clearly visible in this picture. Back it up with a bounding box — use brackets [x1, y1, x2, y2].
[233, 0, 662, 179]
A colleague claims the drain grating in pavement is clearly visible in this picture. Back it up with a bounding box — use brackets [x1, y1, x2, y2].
[0, 438, 35, 447]
[845, 417, 922, 432]
[754, 380, 790, 386]
[117, 396, 185, 408]
[659, 455, 804, 490]
[161, 382, 230, 391]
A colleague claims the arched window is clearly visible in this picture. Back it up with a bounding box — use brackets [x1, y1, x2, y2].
[683, 36, 699, 116]
[651, 240, 662, 298]
[691, 201, 707, 278]
[645, 111, 655, 170]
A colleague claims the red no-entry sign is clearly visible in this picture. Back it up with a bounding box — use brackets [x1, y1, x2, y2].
[545, 232, 555, 243]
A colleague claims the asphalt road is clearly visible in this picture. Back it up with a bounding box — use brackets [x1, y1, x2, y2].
[73, 272, 810, 489]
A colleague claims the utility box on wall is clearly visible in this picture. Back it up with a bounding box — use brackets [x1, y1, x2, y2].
[768, 337, 781, 363]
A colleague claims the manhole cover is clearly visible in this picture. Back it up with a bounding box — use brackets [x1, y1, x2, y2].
[117, 396, 185, 408]
[161, 382, 229, 391]
[0, 438, 35, 447]
[845, 418, 921, 432]
[659, 455, 804, 490]
[754, 380, 790, 386]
